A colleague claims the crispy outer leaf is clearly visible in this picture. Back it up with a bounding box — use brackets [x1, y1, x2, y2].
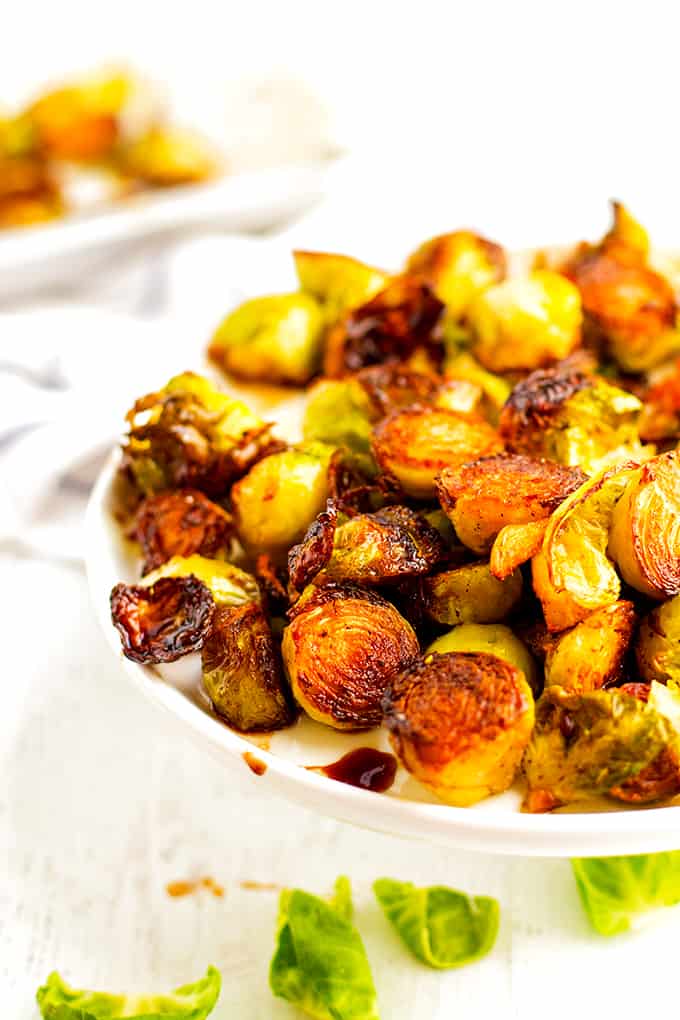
[373, 878, 499, 969]
[36, 967, 221, 1020]
[572, 854, 680, 936]
[270, 877, 379, 1020]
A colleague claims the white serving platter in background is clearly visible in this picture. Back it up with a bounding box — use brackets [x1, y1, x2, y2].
[84, 355, 680, 859]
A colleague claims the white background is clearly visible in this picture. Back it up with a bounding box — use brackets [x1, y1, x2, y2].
[4, 2, 680, 1017]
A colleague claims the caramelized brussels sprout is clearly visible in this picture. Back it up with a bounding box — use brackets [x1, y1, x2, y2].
[609, 681, 680, 803]
[0, 182, 63, 228]
[323, 276, 445, 378]
[467, 271, 582, 373]
[499, 359, 647, 474]
[28, 73, 132, 160]
[209, 293, 324, 385]
[561, 202, 680, 372]
[201, 603, 294, 731]
[490, 519, 549, 580]
[231, 441, 335, 564]
[531, 464, 637, 632]
[443, 352, 511, 422]
[289, 504, 448, 588]
[608, 451, 680, 599]
[121, 371, 277, 497]
[357, 362, 444, 417]
[293, 250, 389, 323]
[110, 575, 215, 664]
[422, 561, 523, 626]
[384, 651, 534, 805]
[426, 623, 538, 694]
[543, 601, 636, 693]
[0, 118, 63, 225]
[142, 554, 260, 607]
[302, 376, 375, 455]
[372, 406, 503, 499]
[638, 358, 680, 443]
[119, 126, 216, 186]
[636, 595, 680, 685]
[405, 230, 506, 317]
[523, 686, 674, 812]
[131, 488, 234, 574]
[282, 584, 419, 729]
[436, 454, 586, 554]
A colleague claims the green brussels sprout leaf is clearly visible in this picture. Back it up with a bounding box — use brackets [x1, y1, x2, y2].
[572, 853, 680, 936]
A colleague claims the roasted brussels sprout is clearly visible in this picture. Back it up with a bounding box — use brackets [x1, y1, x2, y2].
[119, 126, 217, 186]
[323, 276, 445, 378]
[142, 554, 260, 606]
[608, 451, 680, 600]
[499, 359, 647, 474]
[443, 352, 511, 422]
[636, 595, 680, 685]
[231, 441, 335, 565]
[467, 270, 582, 373]
[532, 464, 637, 632]
[543, 600, 636, 693]
[426, 623, 538, 695]
[302, 376, 375, 455]
[131, 488, 234, 574]
[522, 686, 674, 811]
[357, 362, 444, 417]
[121, 371, 277, 497]
[110, 575, 215, 664]
[282, 584, 419, 729]
[490, 519, 549, 580]
[405, 230, 506, 318]
[28, 73, 132, 161]
[609, 681, 680, 803]
[422, 561, 523, 626]
[561, 202, 680, 372]
[209, 293, 325, 385]
[638, 358, 680, 443]
[293, 250, 389, 323]
[384, 651, 534, 805]
[372, 405, 503, 499]
[436, 454, 586, 555]
[288, 504, 448, 588]
[201, 603, 294, 731]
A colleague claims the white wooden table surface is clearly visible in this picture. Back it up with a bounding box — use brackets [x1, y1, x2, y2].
[4, 548, 680, 1019]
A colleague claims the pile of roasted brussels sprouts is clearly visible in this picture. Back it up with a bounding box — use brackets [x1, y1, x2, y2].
[0, 71, 217, 228]
[110, 202, 680, 813]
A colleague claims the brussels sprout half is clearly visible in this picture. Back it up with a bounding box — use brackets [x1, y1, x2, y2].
[422, 561, 523, 627]
[293, 249, 390, 324]
[131, 488, 234, 574]
[636, 595, 680, 686]
[384, 651, 535, 805]
[543, 600, 636, 693]
[426, 623, 539, 695]
[142, 554, 260, 607]
[405, 229, 506, 318]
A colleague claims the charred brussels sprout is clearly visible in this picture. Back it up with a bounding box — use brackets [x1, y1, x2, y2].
[499, 359, 647, 474]
[121, 371, 277, 497]
[142, 554, 260, 607]
[532, 464, 637, 632]
[608, 451, 680, 600]
[543, 601, 636, 693]
[638, 358, 680, 443]
[131, 488, 234, 574]
[209, 293, 324, 385]
[293, 250, 389, 323]
[323, 276, 445, 378]
[405, 230, 506, 318]
[490, 519, 549, 580]
[384, 651, 534, 805]
[282, 584, 419, 729]
[201, 603, 294, 731]
[289, 504, 448, 588]
[372, 405, 504, 499]
[422, 562, 523, 626]
[636, 595, 680, 685]
[110, 575, 215, 664]
[436, 453, 586, 555]
[522, 686, 673, 812]
[561, 201, 680, 372]
[426, 623, 538, 695]
[231, 441, 335, 565]
[119, 126, 217, 186]
[609, 681, 680, 803]
[467, 271, 582, 373]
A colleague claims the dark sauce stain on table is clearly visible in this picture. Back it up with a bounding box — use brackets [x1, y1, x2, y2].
[307, 747, 398, 792]
[243, 750, 267, 776]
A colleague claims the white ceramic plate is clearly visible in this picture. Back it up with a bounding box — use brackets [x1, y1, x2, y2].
[0, 164, 326, 301]
[85, 376, 680, 859]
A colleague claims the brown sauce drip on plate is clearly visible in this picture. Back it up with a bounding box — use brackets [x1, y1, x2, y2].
[307, 747, 397, 792]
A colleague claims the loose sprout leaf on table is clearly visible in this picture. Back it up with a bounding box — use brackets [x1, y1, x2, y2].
[270, 876, 380, 1020]
[36, 966, 221, 1020]
[373, 878, 499, 968]
[572, 853, 680, 936]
